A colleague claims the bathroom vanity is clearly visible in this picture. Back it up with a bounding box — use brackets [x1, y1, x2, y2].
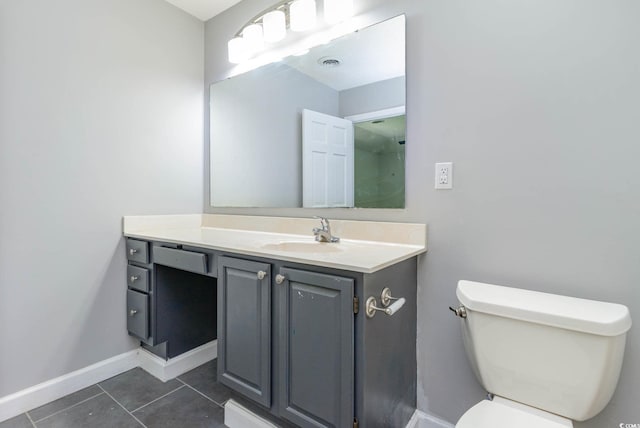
[123, 214, 426, 428]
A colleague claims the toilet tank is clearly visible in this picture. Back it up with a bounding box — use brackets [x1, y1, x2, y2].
[456, 280, 632, 421]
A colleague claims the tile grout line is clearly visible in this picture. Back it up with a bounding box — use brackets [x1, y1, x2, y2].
[176, 378, 225, 408]
[24, 412, 37, 428]
[97, 384, 148, 428]
[128, 384, 186, 414]
[30, 392, 106, 424]
[13, 365, 222, 428]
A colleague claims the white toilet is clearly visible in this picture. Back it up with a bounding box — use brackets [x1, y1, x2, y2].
[452, 280, 632, 428]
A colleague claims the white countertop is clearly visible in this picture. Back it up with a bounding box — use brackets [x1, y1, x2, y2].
[123, 214, 427, 273]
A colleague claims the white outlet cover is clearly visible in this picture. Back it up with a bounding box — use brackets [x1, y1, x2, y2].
[435, 162, 453, 189]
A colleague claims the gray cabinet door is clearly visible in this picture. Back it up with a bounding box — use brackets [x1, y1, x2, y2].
[278, 268, 354, 428]
[218, 256, 271, 407]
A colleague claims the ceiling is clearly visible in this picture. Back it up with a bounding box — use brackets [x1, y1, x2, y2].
[163, 0, 243, 21]
[286, 16, 405, 91]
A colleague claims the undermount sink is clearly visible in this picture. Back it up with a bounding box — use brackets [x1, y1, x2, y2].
[260, 241, 343, 253]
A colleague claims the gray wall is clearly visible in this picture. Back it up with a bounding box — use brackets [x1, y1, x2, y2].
[210, 64, 338, 207]
[339, 76, 406, 118]
[205, 0, 640, 426]
[0, 0, 203, 397]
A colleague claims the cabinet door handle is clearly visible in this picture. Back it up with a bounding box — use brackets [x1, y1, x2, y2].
[257, 270, 267, 280]
[275, 274, 286, 284]
[129, 248, 138, 256]
[130, 276, 139, 283]
[129, 309, 138, 316]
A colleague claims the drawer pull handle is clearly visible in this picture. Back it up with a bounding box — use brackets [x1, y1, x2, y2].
[257, 271, 267, 280]
[130, 276, 139, 283]
[275, 274, 286, 284]
[129, 248, 138, 256]
[129, 309, 138, 316]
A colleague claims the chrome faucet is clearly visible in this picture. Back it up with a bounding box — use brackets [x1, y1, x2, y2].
[312, 216, 340, 243]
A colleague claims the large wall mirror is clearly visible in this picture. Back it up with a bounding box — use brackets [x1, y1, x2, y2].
[210, 15, 405, 208]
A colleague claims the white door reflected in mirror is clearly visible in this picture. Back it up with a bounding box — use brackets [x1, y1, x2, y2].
[302, 109, 354, 208]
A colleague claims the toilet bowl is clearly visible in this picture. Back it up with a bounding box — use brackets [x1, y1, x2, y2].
[452, 280, 632, 428]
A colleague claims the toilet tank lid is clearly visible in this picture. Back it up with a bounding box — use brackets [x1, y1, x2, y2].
[457, 280, 632, 336]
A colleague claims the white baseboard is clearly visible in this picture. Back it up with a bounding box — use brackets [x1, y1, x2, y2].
[137, 341, 217, 382]
[0, 350, 139, 423]
[0, 340, 217, 424]
[222, 400, 453, 428]
[406, 410, 420, 428]
[224, 399, 279, 428]
[407, 410, 455, 428]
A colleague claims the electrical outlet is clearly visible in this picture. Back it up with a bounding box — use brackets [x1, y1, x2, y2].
[435, 162, 453, 189]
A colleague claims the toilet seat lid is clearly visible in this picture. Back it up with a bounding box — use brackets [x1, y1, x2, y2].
[456, 398, 572, 428]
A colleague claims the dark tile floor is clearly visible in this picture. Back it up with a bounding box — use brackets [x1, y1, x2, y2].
[0, 359, 284, 428]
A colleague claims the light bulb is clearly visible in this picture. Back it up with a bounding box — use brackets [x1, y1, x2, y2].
[290, 0, 317, 32]
[323, 0, 354, 24]
[242, 24, 264, 53]
[263, 10, 286, 43]
[228, 37, 249, 64]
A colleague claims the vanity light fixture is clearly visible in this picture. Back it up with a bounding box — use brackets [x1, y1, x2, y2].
[227, 0, 355, 64]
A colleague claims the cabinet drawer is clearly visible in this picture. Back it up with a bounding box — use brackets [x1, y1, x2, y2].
[127, 289, 149, 340]
[153, 246, 208, 274]
[127, 265, 150, 292]
[126, 239, 149, 264]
